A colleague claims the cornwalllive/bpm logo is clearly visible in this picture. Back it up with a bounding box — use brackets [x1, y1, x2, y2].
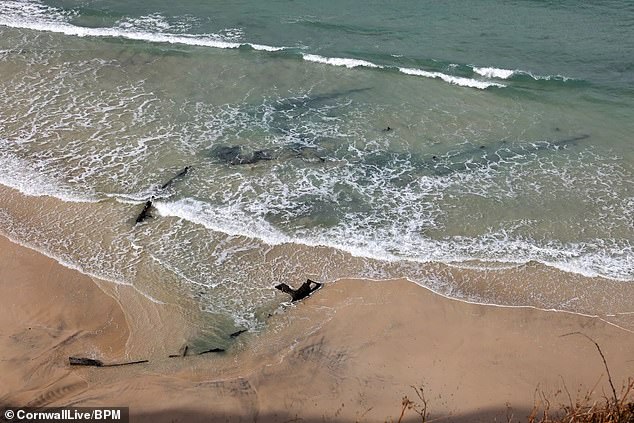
[2, 407, 129, 423]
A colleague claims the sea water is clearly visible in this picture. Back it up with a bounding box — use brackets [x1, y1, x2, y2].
[0, 0, 632, 337]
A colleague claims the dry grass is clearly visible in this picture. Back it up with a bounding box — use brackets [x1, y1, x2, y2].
[388, 332, 634, 423]
[396, 385, 428, 423]
[527, 378, 634, 423]
[528, 332, 634, 423]
[388, 379, 634, 423]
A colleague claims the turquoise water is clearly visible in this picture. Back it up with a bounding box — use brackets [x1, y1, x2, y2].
[0, 0, 632, 333]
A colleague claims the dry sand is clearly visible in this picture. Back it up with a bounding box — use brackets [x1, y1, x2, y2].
[1, 234, 633, 422]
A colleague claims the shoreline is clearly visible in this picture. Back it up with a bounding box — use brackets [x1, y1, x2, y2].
[7, 226, 630, 330]
[2, 234, 634, 422]
[1, 181, 631, 289]
[334, 274, 634, 334]
[2, 182, 633, 335]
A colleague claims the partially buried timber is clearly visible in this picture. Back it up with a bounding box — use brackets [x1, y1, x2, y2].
[275, 279, 323, 302]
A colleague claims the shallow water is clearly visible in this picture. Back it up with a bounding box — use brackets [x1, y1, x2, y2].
[0, 0, 632, 335]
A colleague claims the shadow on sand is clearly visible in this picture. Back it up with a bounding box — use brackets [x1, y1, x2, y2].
[130, 406, 533, 422]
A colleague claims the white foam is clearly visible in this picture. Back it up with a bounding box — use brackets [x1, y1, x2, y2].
[301, 54, 505, 89]
[473, 66, 515, 79]
[0, 147, 98, 203]
[472, 65, 573, 82]
[251, 43, 286, 52]
[115, 13, 219, 38]
[302, 54, 381, 69]
[1, 233, 126, 287]
[154, 198, 292, 246]
[117, 13, 172, 32]
[154, 195, 633, 283]
[398, 67, 505, 89]
[0, 0, 286, 52]
[146, 132, 632, 283]
[524, 71, 572, 82]
[0, 228, 165, 305]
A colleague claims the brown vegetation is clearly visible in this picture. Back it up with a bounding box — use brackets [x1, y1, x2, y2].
[526, 378, 634, 423]
[389, 332, 634, 423]
[388, 379, 633, 423]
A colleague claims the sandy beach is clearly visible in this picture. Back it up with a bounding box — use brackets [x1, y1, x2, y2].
[1, 233, 633, 422]
[2, 2, 634, 422]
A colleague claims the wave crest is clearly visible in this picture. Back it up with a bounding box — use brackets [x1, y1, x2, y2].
[0, 0, 286, 51]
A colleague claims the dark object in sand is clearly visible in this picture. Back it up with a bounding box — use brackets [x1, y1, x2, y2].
[168, 345, 189, 358]
[69, 357, 103, 367]
[104, 359, 149, 367]
[198, 348, 225, 355]
[383, 126, 392, 132]
[135, 200, 153, 224]
[69, 357, 148, 367]
[161, 166, 191, 189]
[136, 167, 191, 224]
[229, 329, 248, 338]
[275, 279, 323, 302]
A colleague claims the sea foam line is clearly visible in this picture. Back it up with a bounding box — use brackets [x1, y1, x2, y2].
[472, 65, 573, 82]
[0, 19, 286, 52]
[398, 66, 504, 89]
[154, 198, 633, 282]
[302, 54, 504, 89]
[302, 54, 381, 69]
[0, 229, 165, 304]
[0, 1, 286, 52]
[473, 66, 515, 79]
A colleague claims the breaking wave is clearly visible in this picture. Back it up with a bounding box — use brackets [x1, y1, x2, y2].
[472, 66, 574, 82]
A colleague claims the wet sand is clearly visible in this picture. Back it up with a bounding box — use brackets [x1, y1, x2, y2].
[1, 234, 633, 422]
